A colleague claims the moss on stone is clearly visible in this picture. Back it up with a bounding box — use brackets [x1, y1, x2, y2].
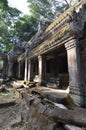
[31, 109, 38, 118]
[61, 94, 75, 109]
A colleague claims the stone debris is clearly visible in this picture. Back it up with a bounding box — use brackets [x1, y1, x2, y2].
[0, 100, 15, 107]
[12, 81, 28, 89]
[53, 102, 68, 109]
[0, 83, 27, 130]
[65, 124, 83, 130]
[22, 91, 86, 130]
[0, 80, 86, 130]
[9, 112, 22, 127]
[0, 86, 7, 92]
[30, 86, 75, 109]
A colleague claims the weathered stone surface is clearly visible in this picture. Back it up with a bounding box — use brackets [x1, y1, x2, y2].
[23, 91, 86, 128]
[22, 92, 65, 130]
[47, 107, 86, 127]
[9, 112, 22, 127]
[8, 42, 25, 78]
[12, 81, 28, 89]
[31, 86, 68, 101]
[0, 86, 6, 92]
[0, 100, 15, 107]
[25, 18, 51, 51]
[65, 124, 83, 130]
[0, 51, 8, 78]
[23, 92, 41, 107]
[0, 87, 30, 130]
[30, 86, 74, 109]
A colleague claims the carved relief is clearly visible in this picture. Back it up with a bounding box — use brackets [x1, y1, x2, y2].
[67, 2, 86, 37]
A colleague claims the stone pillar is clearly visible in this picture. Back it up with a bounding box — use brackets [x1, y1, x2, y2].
[2, 58, 8, 78]
[41, 55, 46, 85]
[65, 38, 82, 106]
[18, 61, 21, 79]
[24, 57, 28, 82]
[28, 59, 31, 81]
[8, 62, 13, 77]
[38, 55, 42, 84]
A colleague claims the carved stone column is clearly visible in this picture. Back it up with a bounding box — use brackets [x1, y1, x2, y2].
[2, 57, 8, 78]
[38, 55, 42, 84]
[24, 57, 28, 81]
[18, 61, 21, 79]
[65, 38, 82, 106]
[8, 62, 13, 77]
[28, 59, 31, 81]
[42, 55, 46, 84]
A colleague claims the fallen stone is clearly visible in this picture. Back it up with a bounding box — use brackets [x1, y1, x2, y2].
[65, 124, 83, 130]
[0, 86, 6, 92]
[53, 103, 68, 109]
[31, 86, 68, 102]
[31, 87, 74, 109]
[12, 81, 28, 89]
[42, 98, 68, 109]
[23, 91, 86, 127]
[22, 92, 40, 106]
[0, 100, 15, 107]
[12, 81, 24, 89]
[47, 107, 86, 127]
[10, 113, 22, 127]
[21, 90, 86, 129]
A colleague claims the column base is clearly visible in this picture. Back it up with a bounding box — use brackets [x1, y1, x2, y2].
[70, 94, 82, 107]
[70, 86, 84, 107]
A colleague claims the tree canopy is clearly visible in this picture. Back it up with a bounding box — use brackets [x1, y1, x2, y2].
[27, 0, 78, 20]
[14, 15, 38, 43]
[0, 0, 21, 51]
[0, 0, 78, 51]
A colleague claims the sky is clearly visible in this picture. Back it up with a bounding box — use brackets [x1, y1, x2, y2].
[8, 0, 30, 14]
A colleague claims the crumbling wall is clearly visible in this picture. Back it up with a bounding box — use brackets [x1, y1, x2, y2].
[7, 42, 25, 78]
[0, 51, 8, 78]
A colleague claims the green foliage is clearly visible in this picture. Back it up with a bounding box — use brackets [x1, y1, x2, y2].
[0, 0, 21, 51]
[14, 15, 38, 42]
[0, 0, 39, 51]
[0, 0, 8, 10]
[27, 0, 78, 20]
[0, 0, 78, 51]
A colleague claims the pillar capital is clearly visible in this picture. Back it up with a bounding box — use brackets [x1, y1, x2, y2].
[38, 55, 42, 59]
[65, 39, 79, 50]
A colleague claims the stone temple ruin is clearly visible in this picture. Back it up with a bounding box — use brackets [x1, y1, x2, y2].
[0, 0, 86, 130]
[0, 0, 86, 107]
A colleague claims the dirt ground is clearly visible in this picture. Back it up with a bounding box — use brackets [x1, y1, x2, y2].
[0, 86, 29, 130]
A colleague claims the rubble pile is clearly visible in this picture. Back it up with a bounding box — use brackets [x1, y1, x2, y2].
[0, 79, 86, 130]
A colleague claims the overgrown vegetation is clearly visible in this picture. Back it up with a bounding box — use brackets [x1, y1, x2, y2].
[27, 0, 78, 20]
[0, 0, 78, 51]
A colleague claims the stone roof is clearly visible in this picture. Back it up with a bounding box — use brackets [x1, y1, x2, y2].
[27, 0, 86, 58]
[45, 1, 82, 33]
[18, 0, 86, 60]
